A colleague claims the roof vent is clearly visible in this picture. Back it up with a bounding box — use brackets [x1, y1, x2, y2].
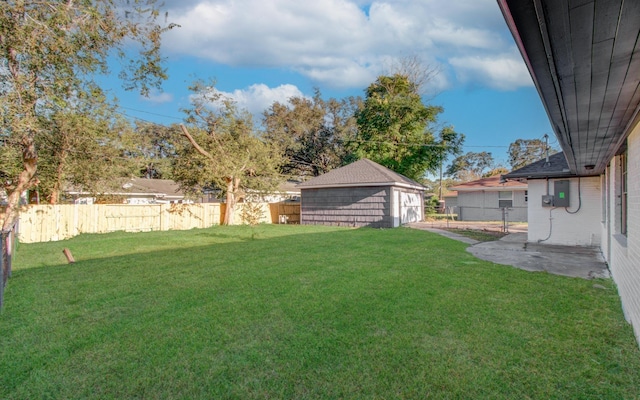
[122, 183, 133, 189]
[584, 165, 595, 170]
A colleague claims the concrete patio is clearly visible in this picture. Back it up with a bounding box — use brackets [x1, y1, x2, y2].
[407, 222, 609, 280]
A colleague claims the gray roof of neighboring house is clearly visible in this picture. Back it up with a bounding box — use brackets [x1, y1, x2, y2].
[503, 152, 578, 180]
[67, 178, 185, 199]
[123, 178, 184, 197]
[297, 158, 426, 190]
[277, 180, 302, 193]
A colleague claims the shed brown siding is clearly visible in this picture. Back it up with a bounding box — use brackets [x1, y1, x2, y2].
[300, 187, 392, 228]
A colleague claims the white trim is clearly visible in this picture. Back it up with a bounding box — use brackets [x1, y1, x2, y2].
[453, 186, 527, 192]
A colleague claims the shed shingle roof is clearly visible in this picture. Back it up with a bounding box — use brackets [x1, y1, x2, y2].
[296, 159, 425, 190]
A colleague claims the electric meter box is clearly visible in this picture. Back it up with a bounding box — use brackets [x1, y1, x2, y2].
[554, 180, 570, 207]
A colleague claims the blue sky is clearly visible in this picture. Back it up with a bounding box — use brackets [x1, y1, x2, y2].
[104, 0, 554, 168]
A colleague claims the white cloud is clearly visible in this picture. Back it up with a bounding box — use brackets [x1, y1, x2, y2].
[449, 55, 533, 90]
[142, 91, 174, 104]
[197, 83, 307, 116]
[162, 0, 529, 91]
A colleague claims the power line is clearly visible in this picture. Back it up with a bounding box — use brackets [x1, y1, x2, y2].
[118, 106, 184, 121]
[112, 107, 547, 152]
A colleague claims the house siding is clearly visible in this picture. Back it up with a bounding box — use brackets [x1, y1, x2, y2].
[605, 123, 640, 345]
[456, 190, 527, 222]
[300, 187, 392, 228]
[527, 177, 601, 246]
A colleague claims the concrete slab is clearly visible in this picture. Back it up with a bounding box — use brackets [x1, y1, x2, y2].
[407, 223, 609, 279]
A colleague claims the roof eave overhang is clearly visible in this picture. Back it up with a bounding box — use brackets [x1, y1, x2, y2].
[497, 0, 640, 177]
[497, 0, 580, 174]
[503, 172, 595, 180]
[298, 182, 425, 191]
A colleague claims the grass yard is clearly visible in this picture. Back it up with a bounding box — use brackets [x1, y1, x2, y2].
[2, 225, 639, 399]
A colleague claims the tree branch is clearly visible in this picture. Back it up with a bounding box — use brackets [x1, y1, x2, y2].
[180, 124, 214, 161]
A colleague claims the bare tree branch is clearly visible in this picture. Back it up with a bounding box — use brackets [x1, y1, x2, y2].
[179, 124, 214, 161]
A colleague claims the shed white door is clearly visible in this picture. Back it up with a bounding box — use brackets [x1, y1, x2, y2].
[401, 192, 422, 224]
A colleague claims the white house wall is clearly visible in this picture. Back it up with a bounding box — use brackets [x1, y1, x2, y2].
[527, 177, 601, 246]
[456, 190, 527, 222]
[604, 123, 640, 345]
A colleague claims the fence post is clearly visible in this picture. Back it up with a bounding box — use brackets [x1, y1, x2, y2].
[502, 208, 510, 233]
[0, 234, 3, 310]
[0, 230, 7, 310]
[1, 223, 17, 310]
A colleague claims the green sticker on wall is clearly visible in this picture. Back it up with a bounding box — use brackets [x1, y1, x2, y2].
[559, 192, 565, 198]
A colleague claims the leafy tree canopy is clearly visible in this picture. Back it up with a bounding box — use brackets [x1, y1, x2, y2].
[262, 90, 359, 177]
[0, 0, 176, 228]
[35, 100, 139, 204]
[508, 138, 557, 170]
[173, 80, 283, 225]
[352, 74, 463, 180]
[446, 151, 495, 181]
[121, 122, 179, 180]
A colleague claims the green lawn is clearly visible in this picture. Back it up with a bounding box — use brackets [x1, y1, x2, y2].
[2, 225, 639, 399]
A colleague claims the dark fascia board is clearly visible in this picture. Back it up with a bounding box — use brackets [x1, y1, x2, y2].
[502, 171, 577, 180]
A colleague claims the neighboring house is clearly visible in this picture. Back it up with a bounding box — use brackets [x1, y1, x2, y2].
[498, 1, 640, 345]
[243, 180, 301, 203]
[67, 178, 188, 204]
[443, 192, 458, 213]
[297, 159, 425, 228]
[448, 176, 528, 222]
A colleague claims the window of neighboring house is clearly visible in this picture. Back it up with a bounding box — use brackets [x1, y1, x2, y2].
[621, 151, 628, 236]
[498, 191, 513, 208]
[524, 190, 528, 203]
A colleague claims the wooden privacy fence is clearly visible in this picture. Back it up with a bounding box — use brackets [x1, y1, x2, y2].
[15, 202, 301, 243]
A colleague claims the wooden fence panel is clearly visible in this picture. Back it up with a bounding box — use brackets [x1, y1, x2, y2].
[16, 202, 300, 243]
[17, 204, 224, 243]
[269, 202, 301, 224]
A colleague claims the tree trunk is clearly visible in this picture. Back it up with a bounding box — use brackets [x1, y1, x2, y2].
[49, 138, 70, 205]
[2, 141, 39, 231]
[223, 176, 240, 225]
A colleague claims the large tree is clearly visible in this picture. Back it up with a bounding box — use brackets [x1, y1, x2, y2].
[446, 151, 496, 181]
[263, 90, 358, 177]
[508, 138, 556, 170]
[0, 0, 176, 229]
[35, 100, 138, 204]
[352, 74, 462, 180]
[121, 121, 178, 179]
[173, 81, 283, 225]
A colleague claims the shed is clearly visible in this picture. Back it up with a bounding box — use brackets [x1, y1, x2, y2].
[297, 159, 425, 228]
